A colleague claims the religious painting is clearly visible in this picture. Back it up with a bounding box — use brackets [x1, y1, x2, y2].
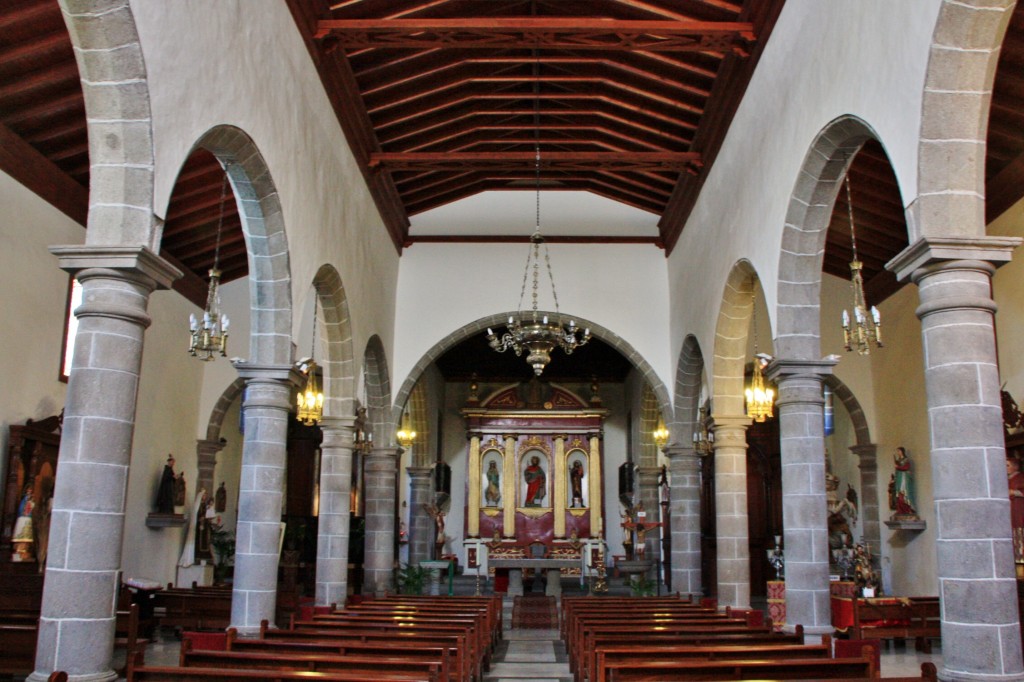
[520, 450, 550, 508]
[567, 450, 588, 509]
[481, 449, 503, 508]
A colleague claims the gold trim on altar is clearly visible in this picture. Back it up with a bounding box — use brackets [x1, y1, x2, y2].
[482, 508, 501, 517]
[568, 508, 588, 517]
[516, 506, 552, 518]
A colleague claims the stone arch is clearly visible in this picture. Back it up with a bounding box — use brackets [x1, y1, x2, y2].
[392, 311, 672, 427]
[59, 0, 159, 248]
[823, 374, 872, 447]
[712, 260, 763, 417]
[914, 0, 1017, 240]
[672, 335, 707, 446]
[205, 378, 246, 442]
[312, 265, 356, 418]
[185, 125, 293, 366]
[362, 335, 393, 442]
[775, 116, 879, 360]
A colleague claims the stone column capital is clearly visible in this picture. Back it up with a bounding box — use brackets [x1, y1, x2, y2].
[849, 443, 879, 462]
[233, 361, 304, 387]
[406, 465, 434, 479]
[711, 414, 751, 431]
[764, 357, 839, 382]
[637, 466, 662, 486]
[51, 244, 182, 290]
[196, 438, 227, 455]
[320, 416, 358, 431]
[887, 235, 1020, 282]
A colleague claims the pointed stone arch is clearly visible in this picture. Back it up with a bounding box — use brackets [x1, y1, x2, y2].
[361, 335, 396, 595]
[775, 116, 878, 360]
[712, 261, 759, 417]
[312, 265, 357, 418]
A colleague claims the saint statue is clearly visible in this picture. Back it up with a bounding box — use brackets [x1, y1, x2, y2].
[484, 461, 501, 506]
[215, 481, 227, 513]
[569, 460, 585, 508]
[11, 487, 34, 561]
[523, 455, 546, 507]
[888, 446, 918, 518]
[174, 471, 186, 509]
[155, 454, 176, 514]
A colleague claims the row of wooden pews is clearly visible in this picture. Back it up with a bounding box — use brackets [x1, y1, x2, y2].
[152, 582, 233, 632]
[561, 595, 938, 682]
[126, 594, 502, 682]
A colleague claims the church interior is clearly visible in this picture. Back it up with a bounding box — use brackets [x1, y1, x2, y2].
[3, 1, 1024, 681]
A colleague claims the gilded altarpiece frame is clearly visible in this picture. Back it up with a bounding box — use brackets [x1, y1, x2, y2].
[462, 382, 606, 546]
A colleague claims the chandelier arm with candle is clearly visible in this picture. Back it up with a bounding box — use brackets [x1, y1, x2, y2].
[744, 284, 774, 422]
[296, 296, 324, 426]
[693, 405, 715, 456]
[840, 173, 882, 354]
[485, 53, 590, 375]
[188, 170, 231, 360]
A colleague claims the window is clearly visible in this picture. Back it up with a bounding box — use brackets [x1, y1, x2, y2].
[59, 278, 83, 382]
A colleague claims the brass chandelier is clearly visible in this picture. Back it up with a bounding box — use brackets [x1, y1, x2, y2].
[840, 174, 882, 354]
[296, 296, 324, 426]
[745, 284, 774, 422]
[692, 405, 714, 456]
[486, 150, 590, 375]
[188, 171, 231, 360]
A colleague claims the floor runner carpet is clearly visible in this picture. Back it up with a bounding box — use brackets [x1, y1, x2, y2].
[511, 595, 558, 629]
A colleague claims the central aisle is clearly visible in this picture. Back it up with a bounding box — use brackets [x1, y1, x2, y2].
[484, 627, 571, 682]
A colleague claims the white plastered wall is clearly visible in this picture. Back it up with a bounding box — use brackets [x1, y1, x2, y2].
[393, 242, 672, 403]
[131, 0, 399, 402]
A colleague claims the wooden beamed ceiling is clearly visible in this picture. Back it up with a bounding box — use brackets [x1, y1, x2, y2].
[1, 1, 1023, 310]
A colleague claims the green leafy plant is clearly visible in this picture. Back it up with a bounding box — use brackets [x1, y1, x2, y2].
[629, 574, 656, 597]
[396, 562, 428, 595]
[209, 522, 236, 584]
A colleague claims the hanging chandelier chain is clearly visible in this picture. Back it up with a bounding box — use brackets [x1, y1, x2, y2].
[213, 169, 228, 271]
[751, 286, 759, 353]
[844, 174, 859, 262]
[310, 295, 318, 360]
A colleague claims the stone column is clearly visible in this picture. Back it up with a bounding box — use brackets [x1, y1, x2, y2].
[849, 444, 880, 564]
[364, 446, 400, 595]
[407, 466, 434, 565]
[502, 435, 517, 537]
[554, 436, 567, 539]
[766, 358, 837, 639]
[588, 433, 603, 536]
[31, 246, 179, 682]
[637, 466, 662, 580]
[195, 438, 225, 500]
[665, 444, 702, 598]
[316, 416, 357, 607]
[230, 362, 300, 635]
[466, 433, 481, 537]
[711, 415, 752, 609]
[890, 238, 1023, 681]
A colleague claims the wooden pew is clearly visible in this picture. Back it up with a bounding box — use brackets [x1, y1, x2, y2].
[259, 622, 474, 682]
[114, 602, 145, 676]
[594, 642, 832, 682]
[577, 627, 810, 682]
[847, 597, 941, 652]
[153, 588, 231, 631]
[339, 603, 498, 652]
[0, 621, 37, 676]
[354, 595, 502, 645]
[224, 634, 452, 682]
[602, 655, 874, 681]
[181, 646, 442, 681]
[126, 651, 432, 682]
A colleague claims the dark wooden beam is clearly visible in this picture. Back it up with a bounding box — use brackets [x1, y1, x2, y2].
[370, 151, 702, 173]
[0, 120, 87, 226]
[157, 249, 214, 308]
[287, 0, 410, 252]
[407, 234, 663, 247]
[986, 150, 1024, 223]
[315, 18, 756, 54]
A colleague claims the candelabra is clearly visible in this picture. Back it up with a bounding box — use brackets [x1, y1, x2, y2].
[692, 405, 714, 456]
[833, 541, 855, 580]
[840, 174, 882, 354]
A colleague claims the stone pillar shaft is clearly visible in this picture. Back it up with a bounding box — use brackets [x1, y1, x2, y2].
[554, 436, 567, 538]
[911, 258, 1022, 680]
[711, 415, 752, 609]
[467, 435, 481, 537]
[32, 247, 178, 682]
[230, 363, 298, 634]
[407, 466, 434, 565]
[665, 445, 702, 597]
[195, 438, 225, 499]
[849, 444, 880, 563]
[363, 447, 399, 595]
[766, 359, 837, 637]
[316, 417, 357, 607]
[638, 466, 662, 579]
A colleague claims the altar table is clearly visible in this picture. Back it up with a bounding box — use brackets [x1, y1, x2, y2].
[488, 557, 581, 596]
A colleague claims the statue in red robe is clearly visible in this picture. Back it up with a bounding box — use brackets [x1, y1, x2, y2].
[523, 456, 546, 507]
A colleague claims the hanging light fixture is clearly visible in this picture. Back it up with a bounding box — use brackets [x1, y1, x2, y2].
[188, 171, 231, 360]
[652, 423, 670, 450]
[692, 405, 715, 456]
[396, 412, 417, 449]
[745, 284, 774, 422]
[486, 52, 590, 375]
[840, 173, 882, 354]
[296, 296, 324, 426]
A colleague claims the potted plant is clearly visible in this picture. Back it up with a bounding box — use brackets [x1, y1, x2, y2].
[209, 522, 236, 584]
[396, 562, 428, 595]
